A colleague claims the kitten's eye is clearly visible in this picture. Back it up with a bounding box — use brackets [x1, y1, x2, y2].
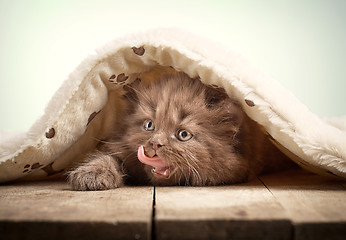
[144, 120, 155, 131]
[176, 129, 193, 141]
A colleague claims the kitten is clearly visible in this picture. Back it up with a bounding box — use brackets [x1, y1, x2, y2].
[68, 73, 293, 190]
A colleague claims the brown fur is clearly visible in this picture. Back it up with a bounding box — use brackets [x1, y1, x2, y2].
[68, 73, 293, 190]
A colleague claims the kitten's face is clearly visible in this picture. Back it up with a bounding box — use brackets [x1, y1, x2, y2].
[121, 74, 249, 186]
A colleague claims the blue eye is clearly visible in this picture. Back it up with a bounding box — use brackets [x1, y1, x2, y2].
[176, 129, 193, 141]
[144, 120, 155, 131]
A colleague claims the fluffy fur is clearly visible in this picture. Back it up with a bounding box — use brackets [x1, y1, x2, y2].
[68, 73, 293, 191]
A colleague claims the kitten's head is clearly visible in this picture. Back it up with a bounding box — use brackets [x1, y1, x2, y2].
[122, 73, 249, 186]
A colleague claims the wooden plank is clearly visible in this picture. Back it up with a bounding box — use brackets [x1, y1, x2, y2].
[154, 178, 292, 240]
[1, 169, 344, 240]
[0, 181, 154, 240]
[259, 169, 346, 240]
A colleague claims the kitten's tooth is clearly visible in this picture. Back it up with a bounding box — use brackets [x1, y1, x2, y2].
[151, 168, 156, 174]
[163, 168, 170, 177]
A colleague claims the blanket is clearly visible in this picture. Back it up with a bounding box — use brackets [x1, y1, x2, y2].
[1, 29, 345, 183]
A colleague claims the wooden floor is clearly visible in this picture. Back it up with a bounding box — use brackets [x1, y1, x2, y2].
[0, 169, 345, 240]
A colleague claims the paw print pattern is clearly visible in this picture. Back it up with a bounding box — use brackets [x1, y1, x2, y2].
[108, 73, 129, 86]
[22, 127, 56, 174]
[23, 162, 43, 173]
[22, 46, 148, 178]
[132, 46, 145, 56]
[108, 46, 145, 87]
[23, 164, 30, 173]
[245, 99, 255, 107]
[116, 73, 129, 83]
[109, 74, 116, 81]
[45, 128, 55, 138]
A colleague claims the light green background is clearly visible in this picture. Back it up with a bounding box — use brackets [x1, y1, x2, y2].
[0, 0, 345, 132]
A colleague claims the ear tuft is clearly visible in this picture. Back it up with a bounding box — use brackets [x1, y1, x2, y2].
[205, 86, 228, 108]
[219, 99, 244, 128]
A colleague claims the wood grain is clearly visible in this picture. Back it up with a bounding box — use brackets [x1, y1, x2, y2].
[154, 178, 292, 240]
[0, 181, 154, 240]
[259, 169, 346, 240]
[1, 169, 345, 240]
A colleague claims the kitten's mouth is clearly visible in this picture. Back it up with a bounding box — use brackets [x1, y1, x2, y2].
[137, 145, 172, 178]
[151, 166, 171, 178]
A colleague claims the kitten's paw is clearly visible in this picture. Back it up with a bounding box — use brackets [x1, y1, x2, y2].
[67, 155, 124, 191]
[68, 169, 122, 191]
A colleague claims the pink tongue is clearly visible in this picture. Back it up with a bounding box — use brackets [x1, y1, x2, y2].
[137, 145, 168, 169]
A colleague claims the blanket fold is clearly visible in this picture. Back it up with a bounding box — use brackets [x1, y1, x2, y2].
[1, 29, 345, 183]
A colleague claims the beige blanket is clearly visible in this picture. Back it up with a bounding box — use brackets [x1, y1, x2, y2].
[1, 29, 345, 183]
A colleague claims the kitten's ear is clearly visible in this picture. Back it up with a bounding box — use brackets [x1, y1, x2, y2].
[122, 79, 141, 114]
[205, 86, 243, 128]
[205, 86, 228, 107]
[123, 78, 141, 103]
[221, 99, 244, 128]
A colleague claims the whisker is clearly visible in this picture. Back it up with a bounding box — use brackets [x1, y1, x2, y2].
[97, 140, 123, 145]
[166, 147, 203, 185]
[109, 152, 124, 156]
[122, 151, 137, 163]
[163, 149, 191, 185]
[182, 151, 202, 185]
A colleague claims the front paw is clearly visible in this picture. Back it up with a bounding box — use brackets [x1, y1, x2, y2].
[67, 155, 124, 191]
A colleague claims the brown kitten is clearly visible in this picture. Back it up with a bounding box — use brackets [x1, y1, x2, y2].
[68, 73, 293, 190]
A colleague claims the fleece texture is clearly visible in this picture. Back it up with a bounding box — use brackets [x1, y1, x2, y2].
[0, 29, 345, 183]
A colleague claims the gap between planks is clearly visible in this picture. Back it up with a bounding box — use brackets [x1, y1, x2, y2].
[153, 169, 346, 240]
[151, 186, 157, 240]
[1, 169, 345, 240]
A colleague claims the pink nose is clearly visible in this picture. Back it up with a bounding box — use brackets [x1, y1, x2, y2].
[152, 143, 163, 150]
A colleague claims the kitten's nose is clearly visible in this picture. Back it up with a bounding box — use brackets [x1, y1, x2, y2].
[152, 142, 163, 150]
